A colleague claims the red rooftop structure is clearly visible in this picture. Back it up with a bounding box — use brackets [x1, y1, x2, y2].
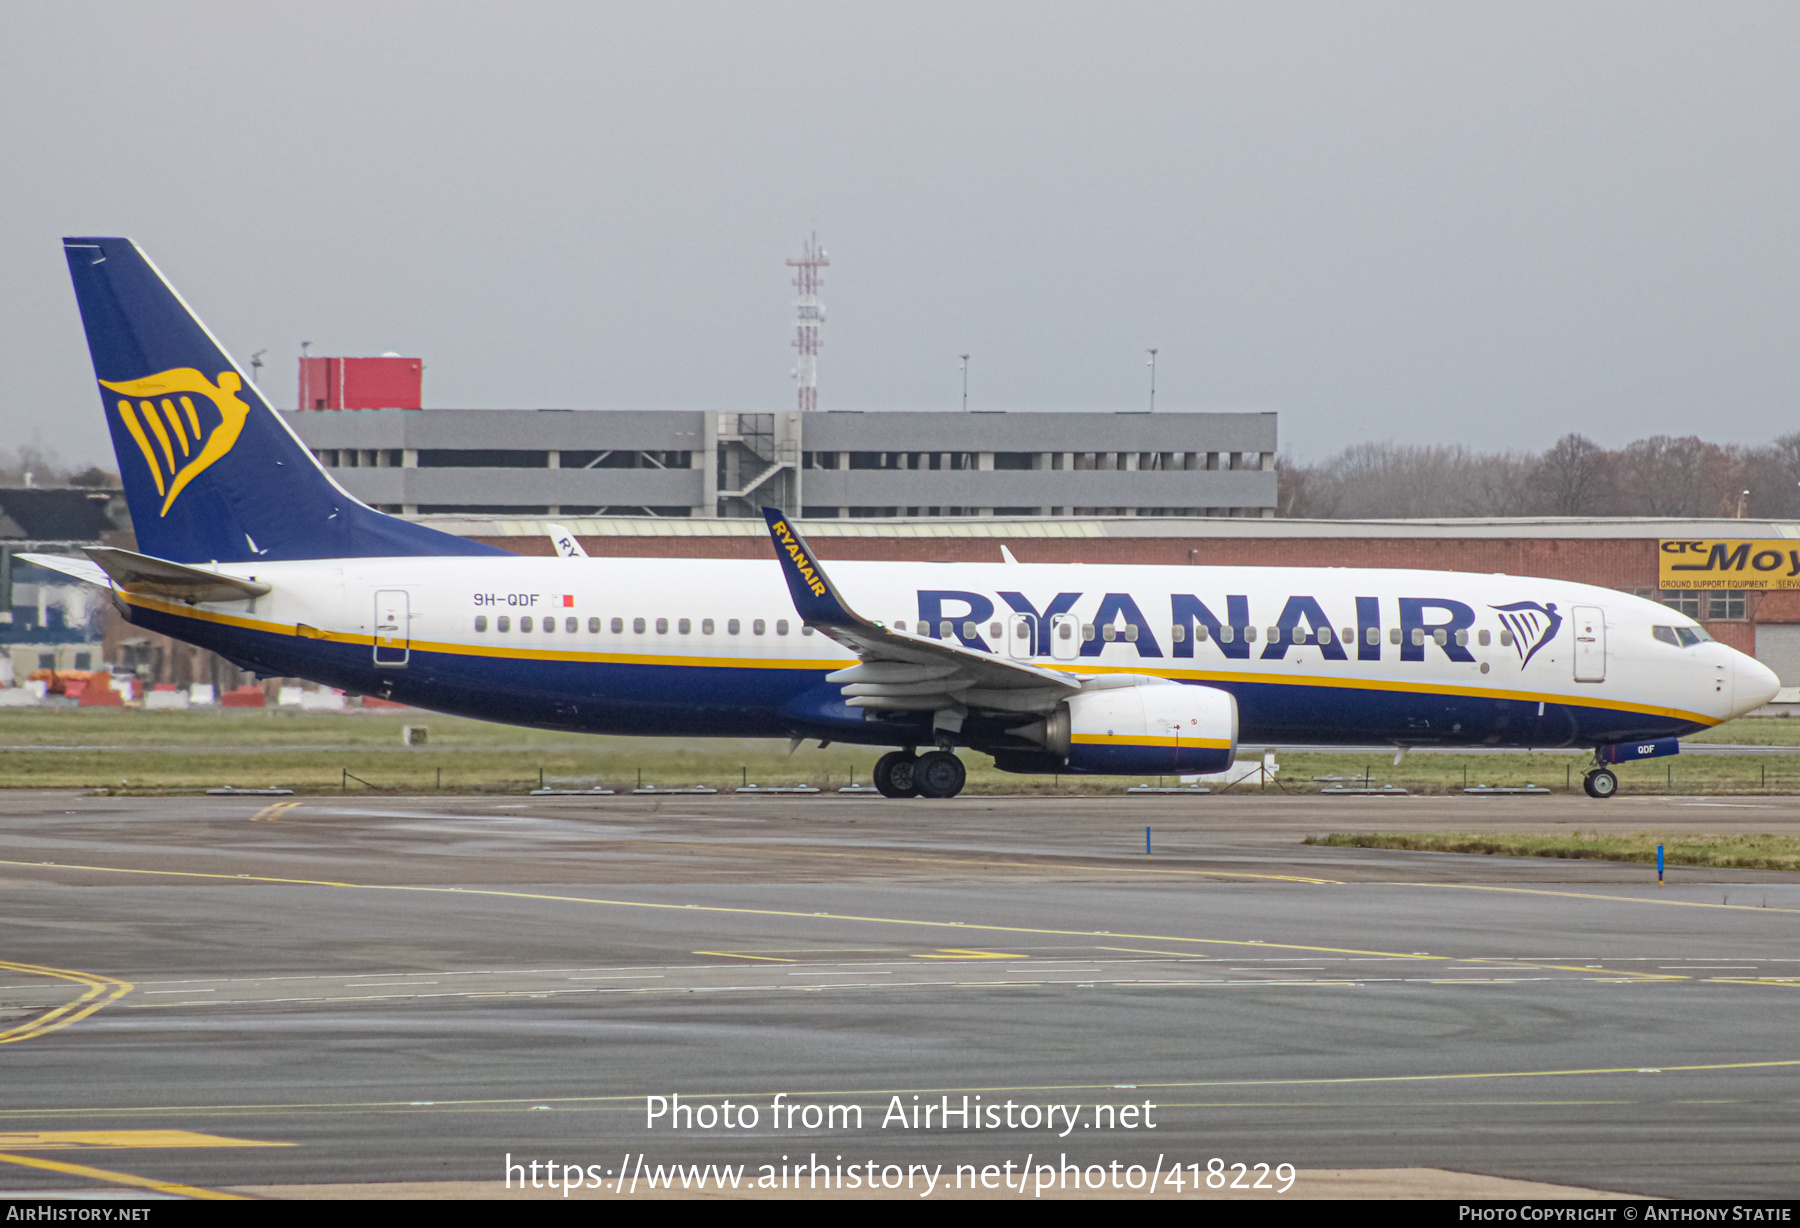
[298, 357, 423, 410]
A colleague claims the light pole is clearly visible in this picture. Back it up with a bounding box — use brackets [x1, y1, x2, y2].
[250, 349, 266, 386]
[959, 354, 970, 412]
[1146, 348, 1158, 412]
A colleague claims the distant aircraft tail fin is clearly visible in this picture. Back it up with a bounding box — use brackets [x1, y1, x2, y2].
[61, 237, 503, 563]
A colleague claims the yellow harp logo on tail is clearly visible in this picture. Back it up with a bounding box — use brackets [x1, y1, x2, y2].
[97, 369, 251, 517]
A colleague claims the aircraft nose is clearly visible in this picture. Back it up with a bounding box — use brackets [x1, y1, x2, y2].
[1730, 651, 1781, 719]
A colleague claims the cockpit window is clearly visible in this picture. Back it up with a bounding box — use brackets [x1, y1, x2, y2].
[1654, 625, 1711, 647]
[1653, 626, 1679, 647]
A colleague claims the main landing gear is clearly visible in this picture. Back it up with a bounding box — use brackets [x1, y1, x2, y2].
[873, 749, 967, 799]
[1582, 767, 1618, 799]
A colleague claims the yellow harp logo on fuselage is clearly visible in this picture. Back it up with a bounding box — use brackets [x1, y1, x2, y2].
[97, 368, 251, 517]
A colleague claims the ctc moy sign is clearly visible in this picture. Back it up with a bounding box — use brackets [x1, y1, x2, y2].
[1659, 539, 1800, 590]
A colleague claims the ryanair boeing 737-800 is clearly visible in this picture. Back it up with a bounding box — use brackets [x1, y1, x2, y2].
[24, 237, 1780, 799]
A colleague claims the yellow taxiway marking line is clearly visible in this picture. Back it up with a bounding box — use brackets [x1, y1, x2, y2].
[1708, 977, 1800, 988]
[249, 802, 301, 823]
[597, 839, 1338, 885]
[0, 1151, 244, 1199]
[0, 860, 1780, 999]
[1414, 882, 1800, 916]
[0, 860, 1447, 964]
[912, 949, 1028, 960]
[0, 1130, 289, 1150]
[691, 951, 795, 963]
[0, 960, 132, 1045]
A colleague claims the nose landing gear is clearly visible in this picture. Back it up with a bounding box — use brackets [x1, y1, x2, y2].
[872, 749, 967, 799]
[1582, 766, 1618, 799]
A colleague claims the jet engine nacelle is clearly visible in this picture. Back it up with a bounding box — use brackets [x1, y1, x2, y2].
[1017, 681, 1237, 775]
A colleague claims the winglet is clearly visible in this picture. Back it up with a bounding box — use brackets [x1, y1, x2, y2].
[761, 507, 859, 627]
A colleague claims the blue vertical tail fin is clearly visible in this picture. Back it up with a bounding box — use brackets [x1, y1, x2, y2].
[62, 237, 502, 562]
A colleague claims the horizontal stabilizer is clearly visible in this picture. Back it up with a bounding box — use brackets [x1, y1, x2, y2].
[14, 552, 111, 587]
[79, 547, 270, 603]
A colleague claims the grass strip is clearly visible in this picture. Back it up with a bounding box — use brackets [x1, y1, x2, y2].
[1304, 831, 1800, 872]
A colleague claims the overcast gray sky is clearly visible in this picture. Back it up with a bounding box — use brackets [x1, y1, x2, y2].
[4, 1, 1798, 467]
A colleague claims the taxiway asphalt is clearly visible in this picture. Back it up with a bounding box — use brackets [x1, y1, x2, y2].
[2, 789, 1798, 1199]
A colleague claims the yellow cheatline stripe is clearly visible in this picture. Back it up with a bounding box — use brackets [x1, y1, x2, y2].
[0, 1130, 288, 1150]
[0, 1151, 244, 1200]
[1065, 659, 1720, 725]
[118, 594, 1718, 726]
[1070, 733, 1232, 749]
[0, 961, 132, 1045]
[115, 401, 165, 496]
[118, 593, 849, 672]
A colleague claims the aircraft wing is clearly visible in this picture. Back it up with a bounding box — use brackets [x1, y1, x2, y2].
[761, 508, 1078, 716]
[17, 547, 272, 604]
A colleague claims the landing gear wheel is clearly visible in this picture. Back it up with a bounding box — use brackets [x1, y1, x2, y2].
[874, 751, 920, 798]
[915, 750, 967, 799]
[1583, 768, 1618, 799]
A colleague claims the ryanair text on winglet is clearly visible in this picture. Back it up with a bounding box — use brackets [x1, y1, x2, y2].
[772, 519, 828, 598]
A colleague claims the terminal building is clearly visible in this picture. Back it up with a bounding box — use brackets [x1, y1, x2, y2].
[281, 408, 1283, 521]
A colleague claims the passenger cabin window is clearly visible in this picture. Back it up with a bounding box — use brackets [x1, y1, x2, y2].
[894, 620, 908, 632]
[1171, 625, 1185, 643]
[1317, 627, 1333, 645]
[588, 617, 600, 633]
[753, 619, 766, 635]
[988, 622, 1002, 638]
[611, 617, 624, 633]
[1366, 628, 1379, 646]
[1389, 628, 1402, 644]
[727, 619, 740, 635]
[1478, 629, 1490, 646]
[521, 616, 533, 632]
[1243, 627, 1257, 643]
[702, 618, 714, 634]
[1217, 626, 1233, 644]
[633, 617, 646, 633]
[1125, 625, 1138, 642]
[656, 618, 669, 634]
[1194, 624, 1208, 642]
[474, 615, 488, 632]
[543, 618, 554, 633]
[497, 615, 510, 632]
[776, 620, 789, 636]
[802, 626, 814, 636]
[566, 617, 577, 633]
[1082, 623, 1095, 640]
[1500, 630, 1514, 647]
[678, 618, 690, 634]
[1102, 625, 1116, 642]
[1266, 626, 1280, 643]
